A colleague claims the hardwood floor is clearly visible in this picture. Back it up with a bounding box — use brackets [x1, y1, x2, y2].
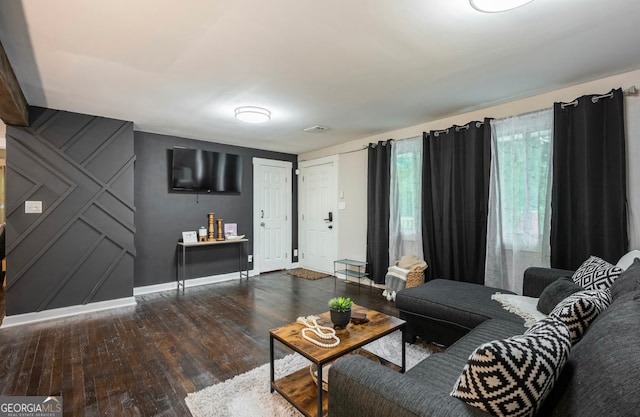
[0, 272, 398, 416]
[0, 278, 5, 324]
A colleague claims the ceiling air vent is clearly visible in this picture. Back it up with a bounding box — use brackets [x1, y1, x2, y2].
[303, 125, 329, 133]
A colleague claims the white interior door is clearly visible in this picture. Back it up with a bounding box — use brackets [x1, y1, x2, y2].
[253, 158, 292, 273]
[300, 156, 337, 273]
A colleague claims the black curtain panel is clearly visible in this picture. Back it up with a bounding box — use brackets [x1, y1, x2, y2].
[366, 140, 392, 284]
[422, 120, 491, 284]
[551, 88, 628, 269]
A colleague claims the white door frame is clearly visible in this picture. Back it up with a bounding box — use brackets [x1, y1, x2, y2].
[253, 158, 293, 274]
[299, 155, 338, 273]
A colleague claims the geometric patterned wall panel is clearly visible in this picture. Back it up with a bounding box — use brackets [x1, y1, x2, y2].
[6, 106, 135, 315]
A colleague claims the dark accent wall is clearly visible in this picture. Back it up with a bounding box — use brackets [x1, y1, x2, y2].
[134, 131, 297, 288]
[6, 107, 135, 316]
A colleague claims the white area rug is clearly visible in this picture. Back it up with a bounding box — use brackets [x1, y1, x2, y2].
[185, 331, 433, 417]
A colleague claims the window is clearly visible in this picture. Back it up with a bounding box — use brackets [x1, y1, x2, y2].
[485, 109, 553, 292]
[389, 137, 423, 263]
[495, 128, 552, 250]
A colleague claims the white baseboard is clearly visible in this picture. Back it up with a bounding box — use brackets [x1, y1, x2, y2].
[1, 270, 262, 327]
[1, 296, 137, 328]
[133, 269, 258, 296]
[289, 262, 300, 269]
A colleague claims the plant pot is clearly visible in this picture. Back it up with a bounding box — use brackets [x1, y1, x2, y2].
[330, 308, 351, 329]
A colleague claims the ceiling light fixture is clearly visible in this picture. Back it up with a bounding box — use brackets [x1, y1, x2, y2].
[234, 106, 271, 124]
[469, 0, 534, 13]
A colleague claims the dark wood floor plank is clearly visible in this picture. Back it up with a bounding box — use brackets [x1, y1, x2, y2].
[70, 321, 87, 417]
[0, 272, 398, 416]
[0, 327, 26, 391]
[49, 320, 67, 398]
[14, 329, 42, 395]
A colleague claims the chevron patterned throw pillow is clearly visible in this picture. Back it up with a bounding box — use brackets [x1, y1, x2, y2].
[571, 256, 622, 290]
[451, 318, 571, 417]
[549, 288, 611, 345]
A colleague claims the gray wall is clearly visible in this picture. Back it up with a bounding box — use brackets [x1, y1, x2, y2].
[6, 107, 135, 315]
[134, 131, 298, 288]
[4, 105, 298, 316]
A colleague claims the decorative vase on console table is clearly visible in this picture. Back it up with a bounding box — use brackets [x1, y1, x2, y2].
[328, 296, 353, 329]
[207, 213, 215, 241]
[198, 226, 207, 242]
[216, 218, 224, 241]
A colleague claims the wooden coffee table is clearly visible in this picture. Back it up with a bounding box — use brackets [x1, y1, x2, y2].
[269, 305, 406, 417]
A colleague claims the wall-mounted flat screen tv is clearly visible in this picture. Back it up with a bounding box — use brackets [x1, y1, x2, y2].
[171, 147, 243, 193]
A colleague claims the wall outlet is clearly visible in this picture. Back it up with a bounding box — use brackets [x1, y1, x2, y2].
[25, 201, 43, 214]
[248, 254, 253, 263]
[293, 249, 298, 257]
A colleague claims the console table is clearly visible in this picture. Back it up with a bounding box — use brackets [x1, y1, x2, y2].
[176, 238, 249, 292]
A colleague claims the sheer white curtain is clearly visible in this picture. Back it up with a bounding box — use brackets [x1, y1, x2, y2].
[389, 136, 423, 264]
[485, 109, 553, 293]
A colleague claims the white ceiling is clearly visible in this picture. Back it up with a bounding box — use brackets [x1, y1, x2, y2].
[1, 0, 640, 154]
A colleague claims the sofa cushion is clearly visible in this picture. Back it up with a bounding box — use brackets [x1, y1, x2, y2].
[406, 319, 525, 380]
[450, 318, 571, 417]
[571, 255, 622, 290]
[396, 279, 523, 331]
[549, 288, 611, 345]
[443, 319, 529, 362]
[610, 257, 640, 301]
[547, 290, 640, 417]
[329, 354, 495, 417]
[536, 277, 583, 314]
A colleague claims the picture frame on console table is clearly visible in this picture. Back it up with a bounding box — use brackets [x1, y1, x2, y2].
[182, 231, 197, 244]
[225, 223, 238, 237]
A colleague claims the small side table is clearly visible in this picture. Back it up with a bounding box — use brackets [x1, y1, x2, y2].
[333, 259, 370, 292]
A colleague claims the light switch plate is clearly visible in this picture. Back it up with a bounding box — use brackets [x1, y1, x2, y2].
[25, 201, 43, 214]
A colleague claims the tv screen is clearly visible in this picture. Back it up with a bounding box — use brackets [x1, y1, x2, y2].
[171, 147, 243, 193]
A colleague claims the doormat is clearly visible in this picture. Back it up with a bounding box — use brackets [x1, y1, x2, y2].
[287, 268, 332, 280]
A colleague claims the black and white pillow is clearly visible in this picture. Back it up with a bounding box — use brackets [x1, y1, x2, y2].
[571, 256, 622, 290]
[549, 288, 611, 345]
[451, 318, 571, 417]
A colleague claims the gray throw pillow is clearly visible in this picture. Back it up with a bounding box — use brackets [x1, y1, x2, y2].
[611, 257, 640, 301]
[537, 277, 583, 314]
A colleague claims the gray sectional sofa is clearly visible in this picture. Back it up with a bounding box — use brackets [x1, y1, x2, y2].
[328, 266, 640, 417]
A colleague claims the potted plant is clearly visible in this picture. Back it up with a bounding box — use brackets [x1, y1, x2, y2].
[328, 296, 354, 328]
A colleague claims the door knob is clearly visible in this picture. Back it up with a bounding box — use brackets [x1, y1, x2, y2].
[260, 222, 265, 227]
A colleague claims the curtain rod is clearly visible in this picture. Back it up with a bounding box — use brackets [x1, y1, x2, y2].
[433, 121, 483, 137]
[560, 85, 637, 109]
[366, 139, 394, 149]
